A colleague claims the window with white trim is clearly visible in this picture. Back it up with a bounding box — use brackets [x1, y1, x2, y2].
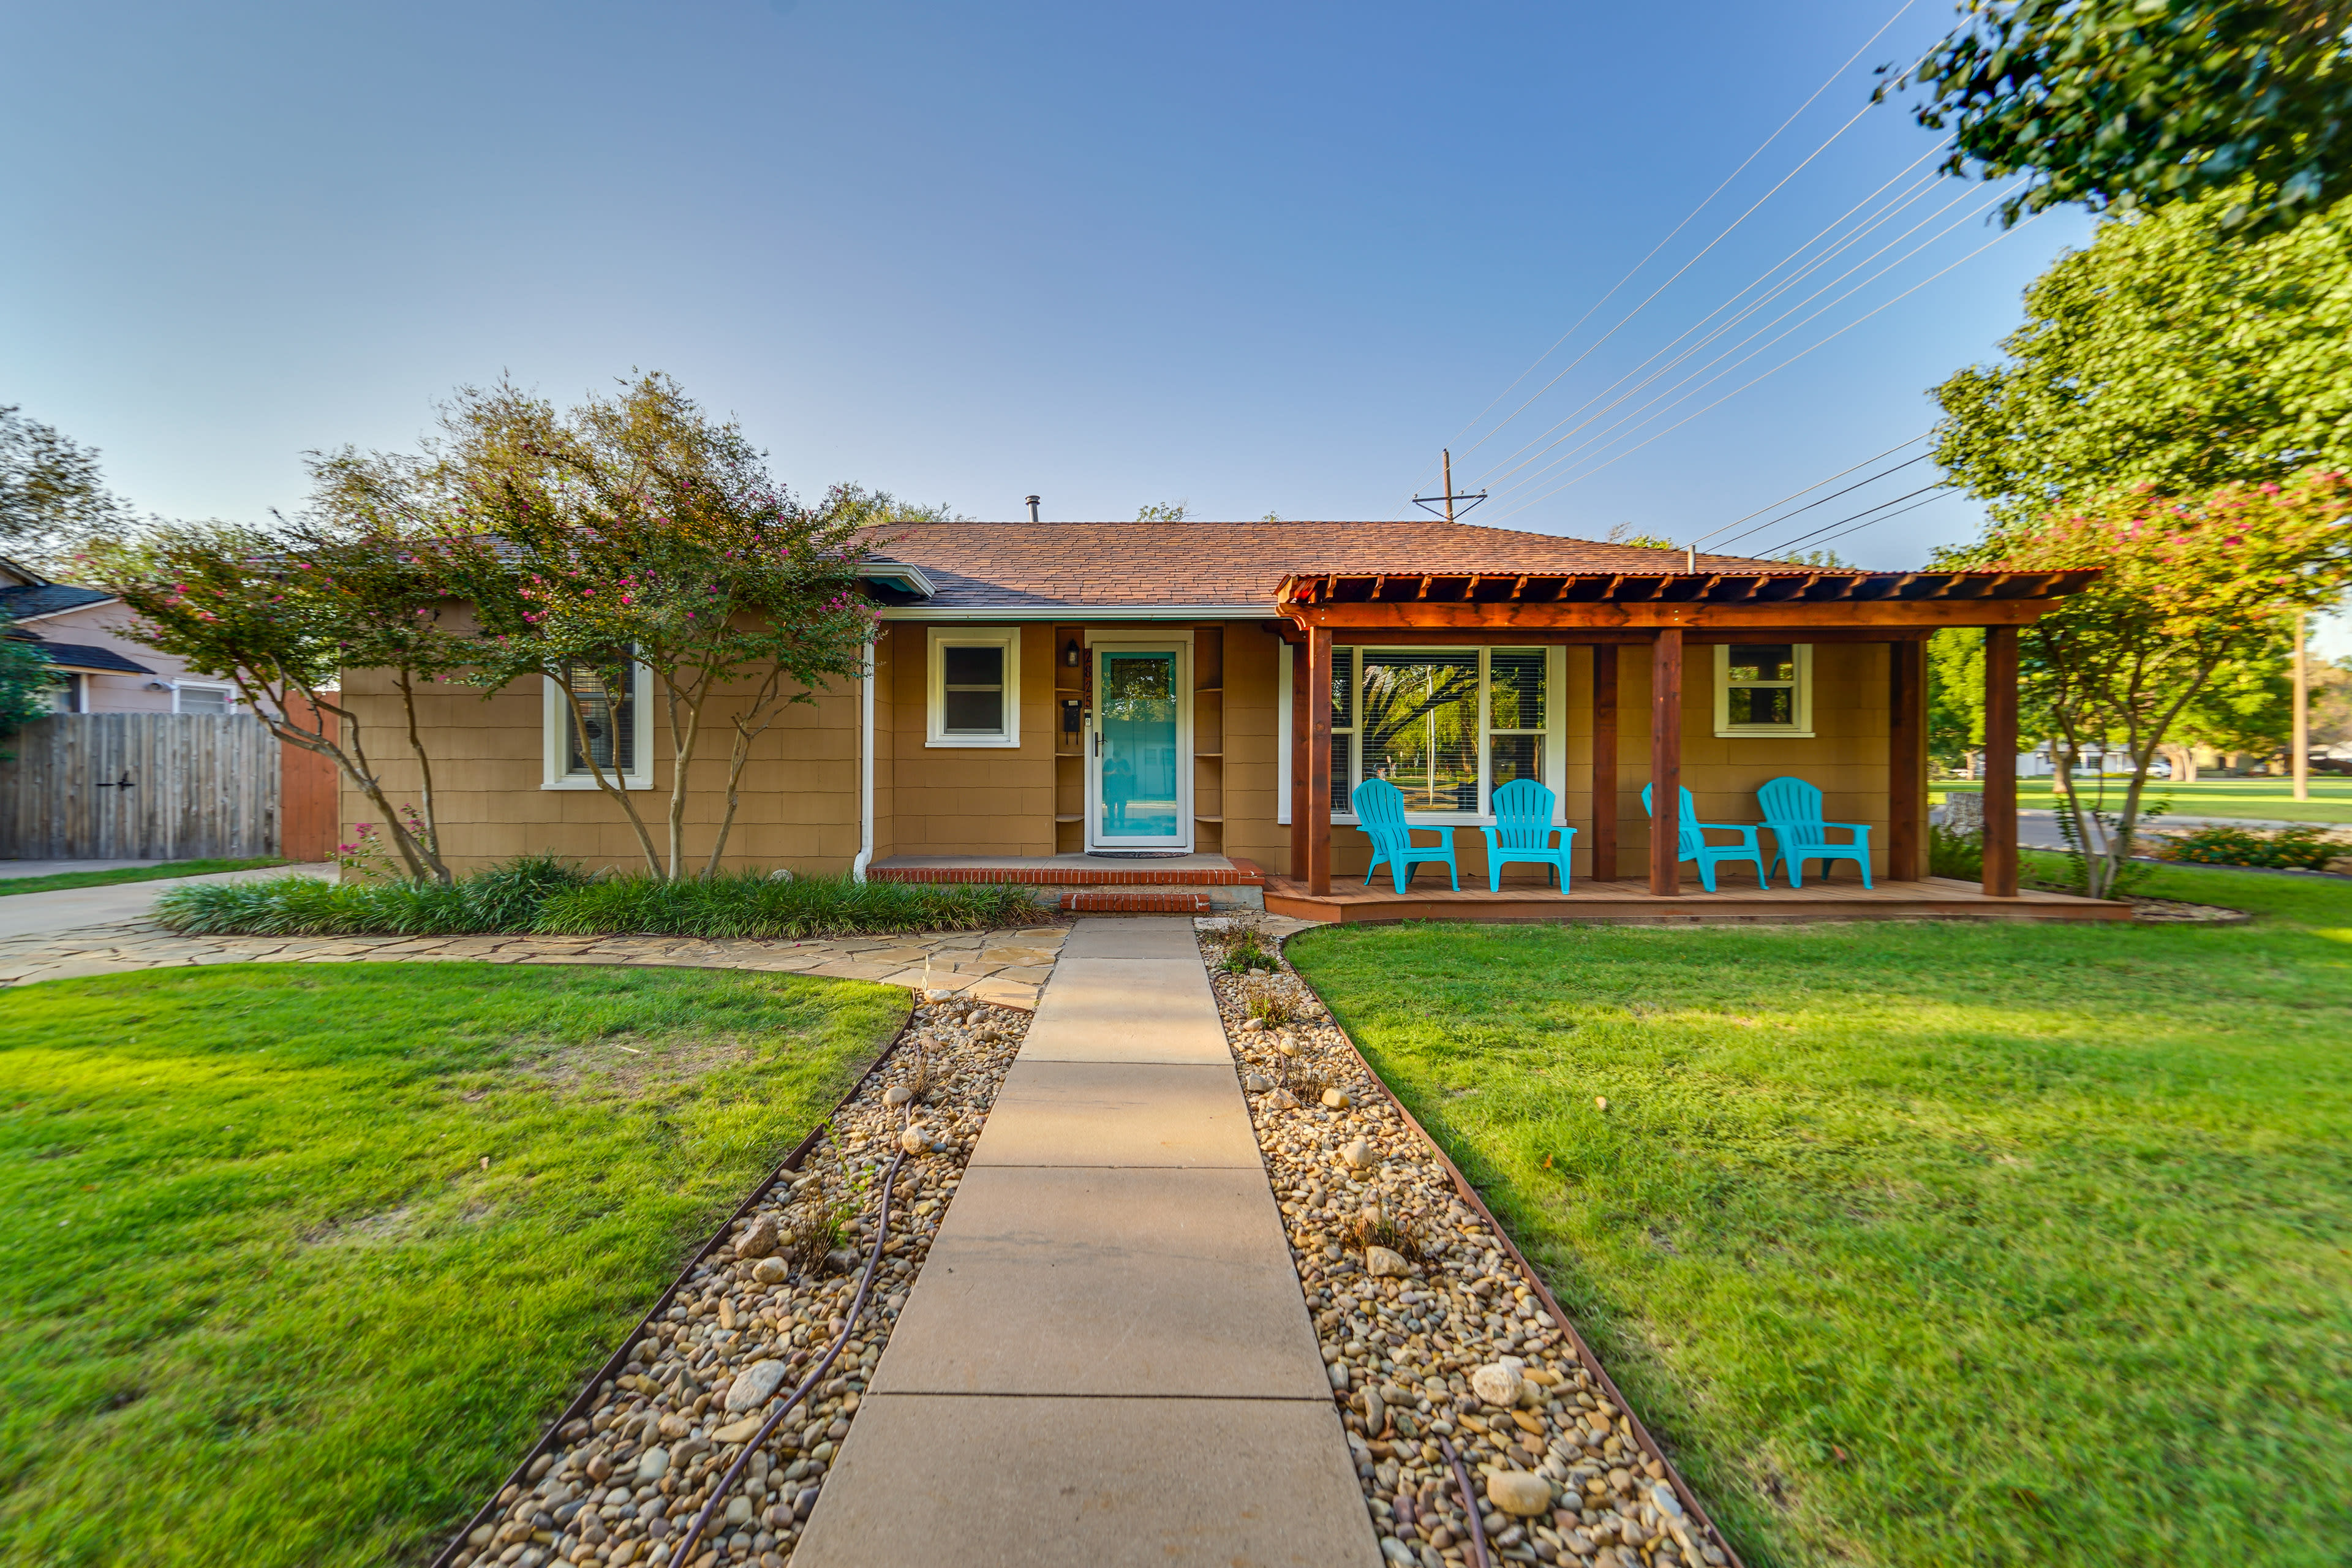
[926, 627, 1020, 747]
[174, 682, 235, 715]
[543, 654, 653, 789]
[47, 673, 83, 714]
[1285, 646, 1561, 821]
[1713, 643, 1813, 737]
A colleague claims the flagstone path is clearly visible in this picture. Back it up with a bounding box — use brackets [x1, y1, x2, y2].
[0, 919, 1068, 1009]
[790, 916, 1379, 1568]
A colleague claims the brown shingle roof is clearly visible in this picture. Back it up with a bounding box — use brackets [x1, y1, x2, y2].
[859, 520, 1798, 609]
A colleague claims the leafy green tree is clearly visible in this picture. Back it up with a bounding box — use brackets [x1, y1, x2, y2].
[0, 405, 127, 565]
[0, 613, 55, 757]
[1883, 0, 2352, 236]
[1926, 627, 1986, 772]
[1136, 502, 1188, 521]
[1932, 192, 2352, 525]
[2174, 641, 2294, 761]
[436, 375, 878, 880]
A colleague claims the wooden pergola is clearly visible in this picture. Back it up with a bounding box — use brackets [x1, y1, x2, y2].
[1275, 566, 2101, 901]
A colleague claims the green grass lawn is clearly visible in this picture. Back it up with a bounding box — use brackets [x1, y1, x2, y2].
[1287, 862, 2352, 1568]
[0, 963, 906, 1567]
[0, 857, 290, 897]
[1942, 776, 2352, 825]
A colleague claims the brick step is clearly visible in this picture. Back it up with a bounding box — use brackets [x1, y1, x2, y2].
[1059, 890, 1213, 914]
[874, 858, 1262, 888]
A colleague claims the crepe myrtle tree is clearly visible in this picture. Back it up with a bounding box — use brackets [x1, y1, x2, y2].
[81, 508, 471, 884]
[437, 374, 880, 880]
[1954, 469, 2352, 895]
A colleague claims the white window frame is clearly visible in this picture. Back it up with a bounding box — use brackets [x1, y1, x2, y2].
[1277, 644, 1566, 826]
[542, 657, 654, 790]
[925, 626, 1021, 748]
[1713, 641, 1814, 739]
[172, 680, 236, 715]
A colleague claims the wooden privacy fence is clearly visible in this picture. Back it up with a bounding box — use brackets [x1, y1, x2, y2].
[0, 714, 287, 861]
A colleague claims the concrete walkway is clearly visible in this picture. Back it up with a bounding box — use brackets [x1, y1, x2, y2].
[793, 916, 1379, 1568]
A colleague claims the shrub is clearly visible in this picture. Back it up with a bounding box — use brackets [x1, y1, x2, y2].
[534, 870, 1039, 940]
[156, 859, 1039, 940]
[1928, 823, 1985, 881]
[1220, 930, 1278, 973]
[2160, 823, 2343, 871]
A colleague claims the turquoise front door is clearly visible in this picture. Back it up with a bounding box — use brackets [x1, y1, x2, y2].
[1091, 645, 1188, 849]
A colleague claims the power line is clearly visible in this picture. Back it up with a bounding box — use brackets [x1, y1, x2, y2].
[1401, 0, 1920, 510]
[1703, 450, 1936, 554]
[1487, 212, 2043, 519]
[1687, 432, 1932, 549]
[1757, 480, 1948, 556]
[1480, 174, 1966, 496]
[1487, 184, 2005, 501]
[1755, 490, 1954, 560]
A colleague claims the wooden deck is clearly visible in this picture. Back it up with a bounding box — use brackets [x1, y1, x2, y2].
[1264, 873, 2128, 925]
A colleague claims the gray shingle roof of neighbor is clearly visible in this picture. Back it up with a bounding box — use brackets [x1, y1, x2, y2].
[854, 519, 1785, 609]
[0, 582, 116, 620]
[18, 640, 154, 675]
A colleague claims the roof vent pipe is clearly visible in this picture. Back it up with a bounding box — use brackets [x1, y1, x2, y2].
[1025, 495, 1041, 523]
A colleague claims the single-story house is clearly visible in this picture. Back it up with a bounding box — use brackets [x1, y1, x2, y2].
[0, 557, 247, 714]
[339, 518, 2101, 921]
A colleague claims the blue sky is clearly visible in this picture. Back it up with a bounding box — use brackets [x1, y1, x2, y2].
[6, 1, 2339, 649]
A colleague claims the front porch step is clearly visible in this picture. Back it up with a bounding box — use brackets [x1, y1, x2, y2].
[872, 854, 1262, 888]
[1058, 890, 1213, 914]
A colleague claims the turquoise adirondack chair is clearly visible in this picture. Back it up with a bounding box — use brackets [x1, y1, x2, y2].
[1479, 777, 1577, 893]
[1352, 777, 1461, 893]
[1640, 783, 1771, 892]
[1757, 775, 1874, 888]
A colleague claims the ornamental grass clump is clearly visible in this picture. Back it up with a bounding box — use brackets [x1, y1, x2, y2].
[155, 855, 592, 937]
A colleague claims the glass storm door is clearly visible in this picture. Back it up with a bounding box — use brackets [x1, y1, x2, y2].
[1090, 645, 1188, 850]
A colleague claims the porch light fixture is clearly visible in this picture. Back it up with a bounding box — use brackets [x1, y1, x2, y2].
[1064, 636, 1081, 668]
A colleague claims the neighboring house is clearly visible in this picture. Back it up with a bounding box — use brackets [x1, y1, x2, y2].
[334, 518, 2095, 906]
[0, 557, 242, 715]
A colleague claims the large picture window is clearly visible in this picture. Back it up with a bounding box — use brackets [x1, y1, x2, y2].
[926, 627, 1020, 747]
[543, 654, 653, 790]
[1714, 642, 1814, 737]
[1287, 646, 1561, 821]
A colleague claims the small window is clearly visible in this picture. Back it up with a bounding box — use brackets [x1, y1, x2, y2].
[47, 673, 82, 714]
[927, 628, 1020, 747]
[543, 653, 653, 789]
[175, 682, 235, 715]
[1714, 643, 1813, 737]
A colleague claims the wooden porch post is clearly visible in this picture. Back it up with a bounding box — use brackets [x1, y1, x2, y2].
[1982, 625, 2019, 897]
[1888, 639, 1929, 881]
[1306, 624, 1333, 895]
[1648, 629, 1682, 895]
[1288, 634, 1308, 880]
[1591, 644, 1618, 882]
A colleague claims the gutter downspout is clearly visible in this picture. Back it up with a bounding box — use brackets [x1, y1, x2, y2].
[850, 636, 875, 881]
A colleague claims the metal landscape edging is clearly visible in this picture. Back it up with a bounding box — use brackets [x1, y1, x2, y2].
[427, 997, 922, 1568]
[1275, 928, 1750, 1568]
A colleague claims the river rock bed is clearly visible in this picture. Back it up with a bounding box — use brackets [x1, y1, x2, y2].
[1197, 919, 1729, 1568]
[450, 995, 1028, 1568]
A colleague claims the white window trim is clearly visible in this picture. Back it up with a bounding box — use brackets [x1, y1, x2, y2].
[1277, 644, 1565, 827]
[172, 680, 236, 715]
[1713, 641, 1815, 739]
[542, 659, 655, 790]
[925, 625, 1021, 748]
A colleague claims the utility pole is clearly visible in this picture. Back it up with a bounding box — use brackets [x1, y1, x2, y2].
[2293, 609, 2310, 802]
[1411, 450, 1487, 521]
